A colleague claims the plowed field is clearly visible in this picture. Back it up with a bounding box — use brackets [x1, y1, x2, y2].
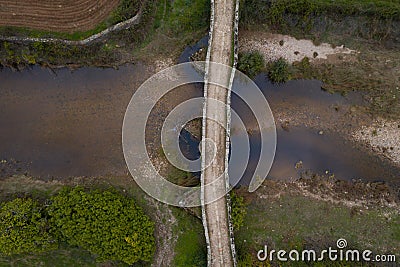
[0, 0, 120, 33]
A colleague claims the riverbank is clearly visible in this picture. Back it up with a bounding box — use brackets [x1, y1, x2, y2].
[238, 29, 400, 169]
[0, 64, 398, 267]
[0, 172, 398, 266]
[1, 56, 399, 266]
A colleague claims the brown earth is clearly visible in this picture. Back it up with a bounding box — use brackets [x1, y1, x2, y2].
[0, 0, 120, 32]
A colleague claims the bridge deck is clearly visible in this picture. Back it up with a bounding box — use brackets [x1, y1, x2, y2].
[201, 0, 236, 265]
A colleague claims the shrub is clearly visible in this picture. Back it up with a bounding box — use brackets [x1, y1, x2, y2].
[230, 191, 246, 231]
[0, 198, 56, 255]
[48, 187, 155, 265]
[268, 58, 291, 83]
[238, 51, 265, 78]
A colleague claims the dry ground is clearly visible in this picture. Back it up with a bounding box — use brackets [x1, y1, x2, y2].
[0, 0, 120, 32]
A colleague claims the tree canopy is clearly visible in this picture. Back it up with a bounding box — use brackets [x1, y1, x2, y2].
[0, 198, 56, 255]
[48, 187, 155, 265]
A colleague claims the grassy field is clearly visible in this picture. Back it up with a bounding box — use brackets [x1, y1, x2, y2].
[0, 247, 99, 267]
[171, 208, 207, 267]
[129, 0, 210, 62]
[291, 46, 400, 119]
[241, 0, 400, 27]
[235, 186, 400, 266]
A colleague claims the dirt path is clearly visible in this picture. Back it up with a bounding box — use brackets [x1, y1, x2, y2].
[0, 0, 120, 32]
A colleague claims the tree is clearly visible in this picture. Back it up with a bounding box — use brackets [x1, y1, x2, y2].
[0, 198, 56, 255]
[48, 187, 155, 265]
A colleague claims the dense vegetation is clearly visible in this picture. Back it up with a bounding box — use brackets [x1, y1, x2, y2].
[241, 0, 400, 26]
[237, 51, 265, 78]
[268, 57, 292, 83]
[48, 187, 155, 265]
[0, 198, 56, 255]
[240, 0, 400, 45]
[0, 41, 117, 67]
[109, 0, 142, 26]
[0, 187, 155, 265]
[230, 191, 247, 231]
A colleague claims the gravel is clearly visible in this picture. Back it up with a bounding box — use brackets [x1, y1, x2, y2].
[353, 120, 400, 166]
[240, 31, 357, 63]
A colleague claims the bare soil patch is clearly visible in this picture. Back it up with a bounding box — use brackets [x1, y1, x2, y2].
[239, 30, 357, 64]
[0, 0, 120, 33]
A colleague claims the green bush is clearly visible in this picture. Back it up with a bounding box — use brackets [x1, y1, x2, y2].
[237, 51, 265, 78]
[230, 191, 246, 231]
[268, 58, 292, 83]
[0, 198, 56, 255]
[48, 187, 155, 265]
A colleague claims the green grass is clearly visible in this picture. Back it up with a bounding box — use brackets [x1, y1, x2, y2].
[166, 0, 210, 34]
[290, 47, 400, 119]
[240, 0, 400, 45]
[270, 0, 400, 19]
[0, 247, 99, 267]
[235, 193, 400, 266]
[241, 0, 400, 27]
[132, 0, 210, 61]
[172, 208, 206, 267]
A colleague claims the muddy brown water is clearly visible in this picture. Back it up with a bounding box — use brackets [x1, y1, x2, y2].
[178, 74, 400, 187]
[0, 64, 149, 179]
[0, 61, 399, 187]
[238, 76, 399, 186]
